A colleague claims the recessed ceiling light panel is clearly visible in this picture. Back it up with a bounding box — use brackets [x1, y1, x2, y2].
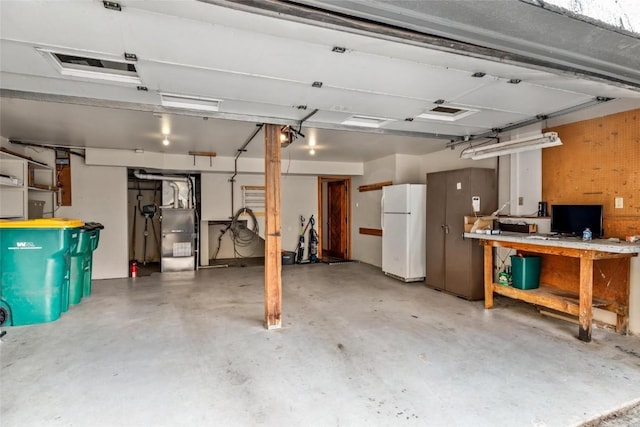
[342, 115, 395, 128]
[160, 93, 222, 112]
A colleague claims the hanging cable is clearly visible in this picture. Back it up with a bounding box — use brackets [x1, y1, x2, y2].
[230, 207, 259, 258]
[211, 207, 259, 261]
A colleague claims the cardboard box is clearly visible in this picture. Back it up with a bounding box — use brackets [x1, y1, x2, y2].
[464, 215, 494, 233]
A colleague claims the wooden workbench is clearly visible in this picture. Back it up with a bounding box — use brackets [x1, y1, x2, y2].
[464, 232, 640, 342]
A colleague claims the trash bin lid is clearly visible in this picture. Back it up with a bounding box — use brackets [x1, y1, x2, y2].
[0, 218, 84, 229]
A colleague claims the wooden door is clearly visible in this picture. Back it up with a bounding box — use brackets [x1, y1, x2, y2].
[327, 180, 348, 259]
[426, 172, 447, 290]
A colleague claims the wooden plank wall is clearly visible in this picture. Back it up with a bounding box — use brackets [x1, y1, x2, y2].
[542, 109, 640, 238]
[539, 109, 639, 299]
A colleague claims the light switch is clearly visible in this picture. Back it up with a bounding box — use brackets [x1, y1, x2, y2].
[456, 182, 462, 190]
[615, 197, 624, 209]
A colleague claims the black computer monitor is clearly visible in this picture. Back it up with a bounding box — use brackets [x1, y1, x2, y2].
[551, 204, 604, 237]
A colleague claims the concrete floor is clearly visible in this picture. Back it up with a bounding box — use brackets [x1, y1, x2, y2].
[2, 262, 640, 427]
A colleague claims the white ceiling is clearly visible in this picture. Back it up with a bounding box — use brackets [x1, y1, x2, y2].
[1, 0, 639, 162]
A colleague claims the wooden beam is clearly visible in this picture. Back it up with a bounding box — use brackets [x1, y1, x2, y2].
[317, 177, 323, 260]
[484, 243, 494, 308]
[187, 151, 217, 157]
[358, 181, 393, 192]
[359, 227, 382, 236]
[578, 256, 594, 342]
[264, 124, 282, 330]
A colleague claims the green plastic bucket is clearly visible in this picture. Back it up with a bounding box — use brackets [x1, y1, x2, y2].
[0, 218, 83, 326]
[510, 255, 541, 290]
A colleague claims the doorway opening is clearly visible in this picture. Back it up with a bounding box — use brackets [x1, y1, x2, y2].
[127, 169, 201, 277]
[318, 176, 351, 263]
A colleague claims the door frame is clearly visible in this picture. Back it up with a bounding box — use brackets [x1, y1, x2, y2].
[317, 176, 352, 260]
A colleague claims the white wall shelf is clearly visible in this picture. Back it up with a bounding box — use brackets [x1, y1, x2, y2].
[0, 151, 55, 219]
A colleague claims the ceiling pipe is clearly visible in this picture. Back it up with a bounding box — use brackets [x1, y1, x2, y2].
[230, 124, 265, 216]
[133, 170, 190, 209]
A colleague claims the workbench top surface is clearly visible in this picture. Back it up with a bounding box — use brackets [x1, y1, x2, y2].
[464, 231, 640, 254]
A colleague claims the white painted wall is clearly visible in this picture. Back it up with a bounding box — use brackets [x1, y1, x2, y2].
[510, 150, 542, 216]
[86, 148, 363, 176]
[419, 145, 497, 179]
[351, 155, 396, 267]
[395, 154, 421, 184]
[200, 172, 318, 264]
[17, 145, 129, 280]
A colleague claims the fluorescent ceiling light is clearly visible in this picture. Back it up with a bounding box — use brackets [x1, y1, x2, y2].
[460, 132, 562, 160]
[160, 93, 222, 112]
[417, 105, 478, 122]
[342, 115, 394, 128]
[39, 49, 141, 84]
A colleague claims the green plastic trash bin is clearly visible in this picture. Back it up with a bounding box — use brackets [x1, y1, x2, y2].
[510, 255, 541, 290]
[82, 222, 104, 298]
[0, 218, 83, 326]
[69, 224, 95, 305]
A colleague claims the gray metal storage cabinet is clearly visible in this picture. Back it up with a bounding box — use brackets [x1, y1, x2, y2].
[425, 168, 497, 300]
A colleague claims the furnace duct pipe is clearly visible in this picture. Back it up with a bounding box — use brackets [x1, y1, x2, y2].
[133, 170, 191, 209]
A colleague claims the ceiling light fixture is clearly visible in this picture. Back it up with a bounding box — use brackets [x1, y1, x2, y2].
[342, 115, 394, 128]
[460, 132, 562, 160]
[472, 72, 486, 78]
[160, 93, 222, 112]
[162, 135, 170, 146]
[508, 79, 522, 84]
[312, 81, 323, 88]
[309, 149, 316, 155]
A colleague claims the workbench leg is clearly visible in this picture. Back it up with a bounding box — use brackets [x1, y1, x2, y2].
[484, 243, 494, 309]
[578, 257, 594, 342]
[616, 258, 630, 334]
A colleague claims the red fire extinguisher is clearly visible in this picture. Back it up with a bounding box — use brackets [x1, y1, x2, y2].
[130, 261, 138, 278]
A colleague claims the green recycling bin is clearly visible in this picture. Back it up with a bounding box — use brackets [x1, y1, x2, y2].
[69, 224, 95, 305]
[0, 218, 83, 326]
[82, 222, 104, 298]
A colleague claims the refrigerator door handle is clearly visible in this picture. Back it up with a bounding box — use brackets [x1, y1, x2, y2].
[380, 195, 385, 231]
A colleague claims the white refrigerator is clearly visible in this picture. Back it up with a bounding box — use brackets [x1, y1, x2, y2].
[382, 184, 426, 282]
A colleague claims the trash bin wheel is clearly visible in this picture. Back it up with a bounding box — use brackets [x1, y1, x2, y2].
[0, 307, 7, 326]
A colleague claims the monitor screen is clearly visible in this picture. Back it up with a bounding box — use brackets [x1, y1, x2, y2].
[551, 204, 604, 237]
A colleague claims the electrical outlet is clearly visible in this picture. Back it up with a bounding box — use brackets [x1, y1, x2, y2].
[518, 196, 524, 206]
[615, 197, 624, 209]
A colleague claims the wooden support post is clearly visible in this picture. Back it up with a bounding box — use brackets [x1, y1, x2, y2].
[483, 243, 494, 309]
[617, 257, 631, 334]
[578, 255, 594, 342]
[264, 124, 282, 330]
